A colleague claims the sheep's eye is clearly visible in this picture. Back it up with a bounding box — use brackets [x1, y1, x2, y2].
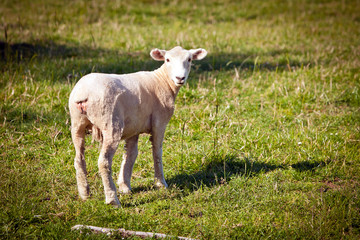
[166, 58, 170, 62]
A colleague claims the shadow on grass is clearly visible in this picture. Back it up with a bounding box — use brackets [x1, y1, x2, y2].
[1, 40, 313, 83]
[166, 155, 327, 193]
[167, 154, 284, 192]
[127, 154, 284, 196]
[291, 160, 326, 172]
[0, 41, 91, 60]
[0, 40, 160, 80]
[196, 49, 312, 73]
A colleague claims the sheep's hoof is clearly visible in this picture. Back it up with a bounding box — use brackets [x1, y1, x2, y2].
[106, 198, 121, 208]
[118, 183, 132, 194]
[79, 195, 89, 201]
[154, 180, 168, 189]
[119, 189, 132, 195]
[78, 190, 90, 201]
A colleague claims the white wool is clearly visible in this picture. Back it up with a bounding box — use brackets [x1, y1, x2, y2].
[69, 46, 207, 206]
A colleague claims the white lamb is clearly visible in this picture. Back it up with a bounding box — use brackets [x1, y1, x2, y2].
[69, 46, 207, 206]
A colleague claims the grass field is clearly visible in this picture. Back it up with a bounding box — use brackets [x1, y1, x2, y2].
[1, 0, 360, 239]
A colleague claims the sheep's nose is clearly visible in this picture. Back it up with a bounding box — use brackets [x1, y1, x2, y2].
[176, 76, 185, 81]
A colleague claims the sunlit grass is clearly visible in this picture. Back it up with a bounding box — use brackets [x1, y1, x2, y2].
[1, 0, 359, 239]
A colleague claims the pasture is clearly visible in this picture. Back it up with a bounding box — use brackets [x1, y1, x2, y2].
[1, 0, 360, 239]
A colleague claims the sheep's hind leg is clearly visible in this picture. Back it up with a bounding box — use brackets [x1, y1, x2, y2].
[71, 123, 90, 200]
[118, 135, 139, 194]
[98, 131, 121, 207]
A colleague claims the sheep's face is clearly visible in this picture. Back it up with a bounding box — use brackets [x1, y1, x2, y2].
[151, 46, 207, 87]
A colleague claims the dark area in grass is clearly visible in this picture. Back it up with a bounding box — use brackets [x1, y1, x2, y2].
[168, 154, 282, 191]
[0, 106, 63, 125]
[168, 154, 327, 192]
[291, 160, 326, 172]
[1, 41, 313, 81]
[198, 50, 313, 72]
[0, 41, 87, 60]
[0, 40, 155, 75]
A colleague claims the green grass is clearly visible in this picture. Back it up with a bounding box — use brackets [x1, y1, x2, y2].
[1, 0, 360, 239]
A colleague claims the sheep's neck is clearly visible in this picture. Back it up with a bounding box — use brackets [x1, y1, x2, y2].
[153, 64, 180, 99]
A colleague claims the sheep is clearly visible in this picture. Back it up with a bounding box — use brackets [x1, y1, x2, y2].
[69, 46, 207, 206]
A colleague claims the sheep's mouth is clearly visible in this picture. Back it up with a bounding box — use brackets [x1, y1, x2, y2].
[175, 80, 185, 86]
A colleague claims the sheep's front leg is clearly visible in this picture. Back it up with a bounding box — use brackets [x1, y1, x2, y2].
[118, 135, 139, 194]
[151, 129, 168, 188]
[98, 134, 121, 207]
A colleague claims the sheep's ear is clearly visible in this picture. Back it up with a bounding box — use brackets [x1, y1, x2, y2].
[150, 48, 166, 61]
[190, 48, 207, 60]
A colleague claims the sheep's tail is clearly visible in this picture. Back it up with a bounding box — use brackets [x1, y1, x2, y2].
[91, 125, 103, 143]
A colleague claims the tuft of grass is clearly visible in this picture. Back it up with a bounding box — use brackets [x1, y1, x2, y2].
[1, 0, 360, 239]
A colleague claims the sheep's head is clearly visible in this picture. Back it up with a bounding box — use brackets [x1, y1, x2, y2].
[150, 46, 207, 87]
